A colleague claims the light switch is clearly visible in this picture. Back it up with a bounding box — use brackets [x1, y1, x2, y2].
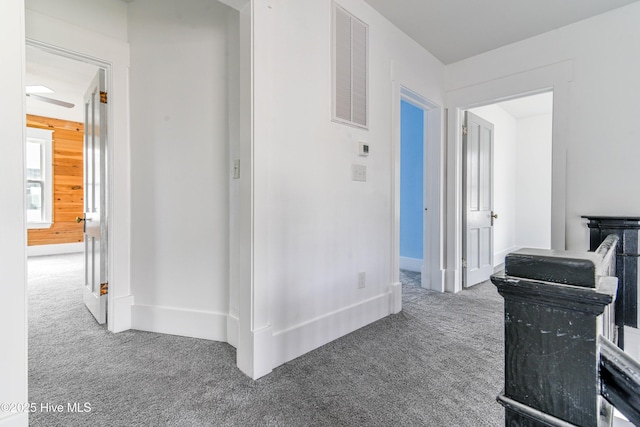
[352, 164, 367, 182]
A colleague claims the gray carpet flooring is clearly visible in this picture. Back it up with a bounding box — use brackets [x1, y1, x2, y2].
[28, 254, 504, 426]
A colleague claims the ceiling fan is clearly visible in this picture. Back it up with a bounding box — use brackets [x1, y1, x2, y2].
[25, 85, 74, 108]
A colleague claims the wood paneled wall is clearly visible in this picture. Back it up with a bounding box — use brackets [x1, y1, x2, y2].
[27, 115, 84, 246]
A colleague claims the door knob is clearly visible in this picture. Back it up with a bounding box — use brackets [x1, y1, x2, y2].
[76, 216, 85, 223]
[491, 213, 498, 219]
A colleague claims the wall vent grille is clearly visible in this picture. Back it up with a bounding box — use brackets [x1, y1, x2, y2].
[333, 5, 368, 129]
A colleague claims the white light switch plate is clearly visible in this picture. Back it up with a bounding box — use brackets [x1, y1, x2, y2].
[352, 164, 366, 182]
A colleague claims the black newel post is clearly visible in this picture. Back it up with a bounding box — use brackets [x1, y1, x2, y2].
[491, 236, 618, 426]
[582, 216, 640, 349]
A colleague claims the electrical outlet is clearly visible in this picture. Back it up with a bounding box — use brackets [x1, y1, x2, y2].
[358, 272, 366, 289]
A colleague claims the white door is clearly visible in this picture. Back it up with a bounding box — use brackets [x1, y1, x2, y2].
[463, 111, 495, 287]
[80, 69, 108, 324]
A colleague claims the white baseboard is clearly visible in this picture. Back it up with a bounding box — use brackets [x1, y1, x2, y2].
[0, 412, 28, 427]
[494, 246, 519, 268]
[399, 256, 422, 272]
[227, 313, 239, 349]
[445, 268, 460, 293]
[131, 304, 227, 342]
[237, 325, 273, 380]
[272, 293, 390, 368]
[27, 242, 83, 257]
[110, 295, 134, 333]
[624, 326, 640, 362]
[390, 282, 402, 314]
[430, 269, 446, 293]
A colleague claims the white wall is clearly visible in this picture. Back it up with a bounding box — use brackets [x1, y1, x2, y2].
[25, 1, 132, 331]
[128, 0, 236, 341]
[0, 1, 28, 425]
[447, 1, 640, 252]
[515, 114, 552, 249]
[25, 0, 128, 42]
[252, 0, 445, 372]
[468, 104, 517, 267]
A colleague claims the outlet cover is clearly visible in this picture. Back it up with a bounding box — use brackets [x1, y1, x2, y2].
[358, 272, 366, 288]
[352, 164, 367, 182]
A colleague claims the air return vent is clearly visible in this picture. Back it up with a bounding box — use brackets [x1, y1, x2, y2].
[333, 4, 368, 129]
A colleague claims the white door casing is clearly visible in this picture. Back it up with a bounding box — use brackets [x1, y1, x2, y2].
[82, 69, 108, 324]
[463, 111, 494, 287]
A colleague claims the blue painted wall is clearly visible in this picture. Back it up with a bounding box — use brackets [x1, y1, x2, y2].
[400, 100, 424, 260]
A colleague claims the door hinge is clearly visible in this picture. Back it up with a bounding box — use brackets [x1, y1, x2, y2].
[462, 259, 467, 269]
[100, 282, 108, 295]
[462, 125, 468, 136]
[100, 91, 108, 104]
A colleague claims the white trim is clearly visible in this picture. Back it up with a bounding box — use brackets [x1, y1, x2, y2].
[389, 281, 402, 314]
[445, 60, 573, 294]
[493, 246, 519, 268]
[111, 295, 134, 333]
[131, 304, 228, 342]
[0, 412, 28, 427]
[25, 126, 53, 227]
[227, 313, 239, 348]
[272, 293, 390, 367]
[399, 256, 423, 272]
[27, 242, 83, 257]
[217, 0, 249, 11]
[252, 326, 273, 379]
[392, 81, 444, 295]
[26, 8, 133, 333]
[26, 222, 52, 229]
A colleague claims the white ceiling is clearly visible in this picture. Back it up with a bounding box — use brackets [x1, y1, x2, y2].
[363, 0, 640, 64]
[25, 45, 98, 123]
[497, 92, 553, 119]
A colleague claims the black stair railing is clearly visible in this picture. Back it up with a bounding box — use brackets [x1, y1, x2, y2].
[491, 234, 640, 426]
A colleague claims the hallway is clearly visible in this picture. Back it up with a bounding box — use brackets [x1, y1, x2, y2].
[28, 255, 504, 426]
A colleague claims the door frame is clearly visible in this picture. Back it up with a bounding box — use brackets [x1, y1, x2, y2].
[445, 61, 572, 293]
[26, 39, 116, 329]
[391, 84, 443, 311]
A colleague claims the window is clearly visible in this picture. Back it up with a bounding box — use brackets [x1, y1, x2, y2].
[333, 4, 368, 129]
[26, 127, 53, 228]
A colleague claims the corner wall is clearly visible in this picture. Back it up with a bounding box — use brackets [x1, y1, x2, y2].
[128, 0, 237, 341]
[0, 2, 27, 425]
[252, 0, 445, 371]
[515, 114, 552, 250]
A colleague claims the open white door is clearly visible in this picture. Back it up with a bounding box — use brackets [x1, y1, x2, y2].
[463, 111, 495, 287]
[80, 69, 108, 324]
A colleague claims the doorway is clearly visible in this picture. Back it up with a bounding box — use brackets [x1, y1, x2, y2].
[25, 41, 111, 326]
[463, 91, 554, 287]
[393, 85, 443, 303]
[400, 99, 426, 284]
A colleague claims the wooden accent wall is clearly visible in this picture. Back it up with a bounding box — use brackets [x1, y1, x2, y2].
[27, 115, 84, 246]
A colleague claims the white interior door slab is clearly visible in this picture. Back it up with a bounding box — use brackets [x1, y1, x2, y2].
[463, 111, 494, 287]
[81, 69, 108, 324]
